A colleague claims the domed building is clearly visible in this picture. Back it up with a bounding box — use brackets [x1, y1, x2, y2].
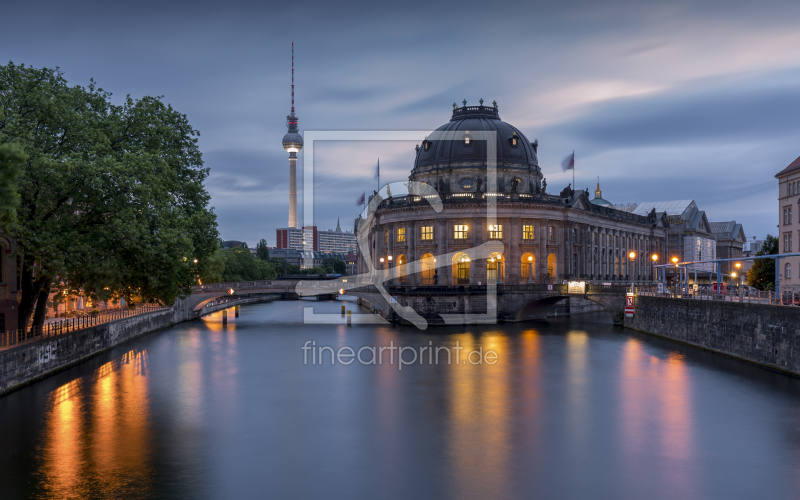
[357, 102, 669, 286]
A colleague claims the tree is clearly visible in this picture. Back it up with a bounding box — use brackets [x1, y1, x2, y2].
[212, 247, 276, 281]
[331, 259, 347, 274]
[746, 235, 778, 291]
[255, 239, 270, 260]
[0, 62, 219, 331]
[0, 140, 26, 219]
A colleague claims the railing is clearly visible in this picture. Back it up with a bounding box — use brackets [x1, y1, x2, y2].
[1, 303, 168, 349]
[635, 286, 793, 306]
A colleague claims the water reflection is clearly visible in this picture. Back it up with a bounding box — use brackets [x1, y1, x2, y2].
[41, 379, 84, 499]
[40, 349, 153, 499]
[4, 303, 800, 500]
[446, 332, 512, 500]
[619, 339, 696, 495]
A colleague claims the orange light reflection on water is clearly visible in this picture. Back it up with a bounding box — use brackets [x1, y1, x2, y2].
[40, 348, 154, 499]
[446, 332, 512, 500]
[619, 339, 696, 495]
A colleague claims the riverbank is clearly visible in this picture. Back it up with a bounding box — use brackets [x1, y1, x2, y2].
[0, 296, 275, 396]
[625, 295, 800, 377]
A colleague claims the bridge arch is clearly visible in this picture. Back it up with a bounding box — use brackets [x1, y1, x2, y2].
[511, 293, 624, 322]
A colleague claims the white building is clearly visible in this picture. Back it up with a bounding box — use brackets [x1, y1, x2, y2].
[318, 219, 358, 254]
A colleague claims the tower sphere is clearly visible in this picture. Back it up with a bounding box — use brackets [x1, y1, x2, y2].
[282, 129, 304, 153]
[283, 112, 303, 153]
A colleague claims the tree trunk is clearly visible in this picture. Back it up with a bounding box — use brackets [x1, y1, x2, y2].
[32, 277, 52, 329]
[17, 256, 45, 332]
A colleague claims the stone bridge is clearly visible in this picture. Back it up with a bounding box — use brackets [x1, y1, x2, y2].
[184, 278, 342, 319]
[340, 283, 630, 326]
[184, 279, 629, 326]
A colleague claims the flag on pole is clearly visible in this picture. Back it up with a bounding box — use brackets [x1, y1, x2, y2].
[561, 151, 575, 172]
[375, 158, 380, 188]
[356, 191, 365, 206]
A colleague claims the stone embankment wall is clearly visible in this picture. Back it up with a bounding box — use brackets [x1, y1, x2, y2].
[626, 296, 800, 376]
[0, 296, 270, 396]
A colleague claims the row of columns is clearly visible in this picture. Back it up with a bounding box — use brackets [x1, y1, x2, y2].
[358, 216, 666, 285]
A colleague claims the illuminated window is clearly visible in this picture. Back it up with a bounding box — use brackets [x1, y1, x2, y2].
[397, 227, 405, 243]
[464, 130, 471, 146]
[523, 225, 534, 240]
[454, 224, 468, 240]
[384, 229, 388, 245]
[548, 226, 555, 241]
[489, 224, 503, 239]
[421, 226, 433, 241]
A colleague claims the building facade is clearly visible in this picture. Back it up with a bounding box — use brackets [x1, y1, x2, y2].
[633, 200, 716, 282]
[276, 226, 318, 252]
[775, 155, 800, 292]
[357, 103, 668, 285]
[318, 219, 358, 254]
[709, 221, 746, 276]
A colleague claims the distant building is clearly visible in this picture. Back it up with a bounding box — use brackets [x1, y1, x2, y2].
[709, 221, 746, 276]
[276, 226, 318, 252]
[747, 238, 764, 254]
[270, 248, 303, 269]
[633, 200, 716, 281]
[775, 154, 800, 291]
[222, 240, 247, 249]
[318, 218, 358, 254]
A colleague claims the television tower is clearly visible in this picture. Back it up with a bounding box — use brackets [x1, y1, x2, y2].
[282, 42, 302, 228]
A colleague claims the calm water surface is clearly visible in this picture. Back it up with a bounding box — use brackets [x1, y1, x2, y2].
[2, 299, 800, 499]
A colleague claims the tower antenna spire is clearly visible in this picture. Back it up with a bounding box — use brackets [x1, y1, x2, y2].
[291, 42, 295, 114]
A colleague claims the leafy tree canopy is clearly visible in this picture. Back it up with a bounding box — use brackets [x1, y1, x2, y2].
[0, 62, 219, 330]
[746, 235, 778, 291]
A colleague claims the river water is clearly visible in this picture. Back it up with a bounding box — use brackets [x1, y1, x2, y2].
[2, 299, 800, 499]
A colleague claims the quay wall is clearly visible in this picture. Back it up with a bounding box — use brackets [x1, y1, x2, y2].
[626, 296, 800, 376]
[0, 296, 271, 396]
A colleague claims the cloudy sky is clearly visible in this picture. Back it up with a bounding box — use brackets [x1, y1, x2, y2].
[4, 0, 799, 246]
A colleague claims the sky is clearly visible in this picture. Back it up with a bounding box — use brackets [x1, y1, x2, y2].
[4, 0, 800, 247]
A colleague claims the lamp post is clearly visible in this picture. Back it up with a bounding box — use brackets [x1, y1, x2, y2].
[628, 251, 636, 292]
[497, 254, 503, 285]
[379, 257, 385, 282]
[651, 253, 658, 284]
[672, 257, 679, 295]
[388, 255, 393, 284]
[527, 255, 534, 284]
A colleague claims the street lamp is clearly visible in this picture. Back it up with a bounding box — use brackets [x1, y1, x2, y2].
[651, 253, 659, 284]
[379, 257, 385, 282]
[527, 255, 534, 284]
[497, 254, 503, 285]
[628, 251, 636, 292]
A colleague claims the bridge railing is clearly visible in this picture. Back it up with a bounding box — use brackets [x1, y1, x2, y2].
[636, 286, 791, 306]
[1, 303, 169, 350]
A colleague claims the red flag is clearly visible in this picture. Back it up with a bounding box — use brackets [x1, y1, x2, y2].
[561, 152, 574, 171]
[356, 191, 365, 206]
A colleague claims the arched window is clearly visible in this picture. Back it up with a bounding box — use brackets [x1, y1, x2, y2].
[786, 263, 792, 279]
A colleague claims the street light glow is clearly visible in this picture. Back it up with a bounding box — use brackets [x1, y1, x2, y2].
[528, 256, 533, 262]
[671, 257, 679, 263]
[735, 262, 742, 269]
[379, 257, 384, 263]
[651, 254, 658, 261]
[629, 251, 636, 259]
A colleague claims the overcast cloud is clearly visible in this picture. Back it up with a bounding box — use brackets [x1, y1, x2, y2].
[3, 0, 798, 245]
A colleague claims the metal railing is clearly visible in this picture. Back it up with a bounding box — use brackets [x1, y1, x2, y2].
[1, 303, 168, 349]
[635, 286, 791, 305]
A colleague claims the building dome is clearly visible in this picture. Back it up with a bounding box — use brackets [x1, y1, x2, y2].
[591, 177, 612, 206]
[409, 102, 542, 194]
